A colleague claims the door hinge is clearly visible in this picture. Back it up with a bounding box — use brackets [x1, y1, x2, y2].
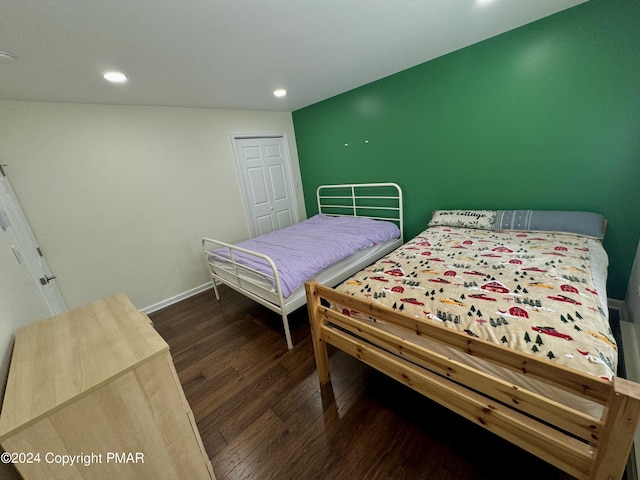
[37, 247, 43, 257]
[39, 275, 57, 285]
[0, 209, 9, 230]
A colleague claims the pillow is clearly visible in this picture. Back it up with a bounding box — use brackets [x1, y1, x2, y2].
[428, 210, 496, 230]
[492, 210, 605, 239]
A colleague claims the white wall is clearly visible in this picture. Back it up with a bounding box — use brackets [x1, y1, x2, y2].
[626, 240, 640, 324]
[622, 240, 640, 478]
[0, 100, 305, 311]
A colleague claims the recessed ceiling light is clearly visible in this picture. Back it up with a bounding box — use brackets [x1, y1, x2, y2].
[103, 71, 127, 83]
[273, 89, 287, 98]
[0, 51, 16, 63]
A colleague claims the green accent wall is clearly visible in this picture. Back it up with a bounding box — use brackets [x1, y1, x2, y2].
[292, 0, 640, 300]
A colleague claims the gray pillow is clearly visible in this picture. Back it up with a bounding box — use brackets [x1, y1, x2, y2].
[492, 210, 605, 239]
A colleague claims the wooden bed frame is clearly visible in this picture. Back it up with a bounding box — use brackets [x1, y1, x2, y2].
[202, 183, 403, 350]
[305, 279, 640, 480]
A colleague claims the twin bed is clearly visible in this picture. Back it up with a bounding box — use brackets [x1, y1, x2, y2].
[203, 184, 640, 480]
[202, 183, 404, 349]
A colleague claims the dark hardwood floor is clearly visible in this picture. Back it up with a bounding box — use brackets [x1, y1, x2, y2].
[150, 286, 577, 480]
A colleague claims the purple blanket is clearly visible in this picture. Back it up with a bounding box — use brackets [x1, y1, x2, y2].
[216, 214, 400, 298]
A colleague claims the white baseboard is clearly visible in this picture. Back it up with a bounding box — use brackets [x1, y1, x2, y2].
[140, 282, 214, 314]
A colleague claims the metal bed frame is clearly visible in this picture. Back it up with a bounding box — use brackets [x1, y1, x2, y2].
[202, 183, 403, 349]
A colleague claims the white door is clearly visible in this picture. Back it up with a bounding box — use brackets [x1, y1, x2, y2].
[0, 215, 51, 386]
[233, 135, 298, 237]
[0, 166, 67, 316]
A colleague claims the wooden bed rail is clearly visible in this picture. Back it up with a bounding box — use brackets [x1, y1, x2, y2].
[305, 280, 640, 480]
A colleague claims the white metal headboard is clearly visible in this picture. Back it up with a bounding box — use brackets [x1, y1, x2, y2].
[316, 183, 403, 240]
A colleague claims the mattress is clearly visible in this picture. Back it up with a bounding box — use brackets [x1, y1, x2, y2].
[212, 237, 403, 310]
[210, 214, 401, 298]
[333, 225, 614, 416]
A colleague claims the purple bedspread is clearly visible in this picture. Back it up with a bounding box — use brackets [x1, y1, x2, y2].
[217, 214, 400, 298]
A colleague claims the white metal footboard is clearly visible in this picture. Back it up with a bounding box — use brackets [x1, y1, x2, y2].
[201, 237, 294, 349]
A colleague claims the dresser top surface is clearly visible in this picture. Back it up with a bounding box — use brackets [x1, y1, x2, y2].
[0, 292, 169, 438]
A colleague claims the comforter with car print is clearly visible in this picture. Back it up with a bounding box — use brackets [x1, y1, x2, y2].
[334, 225, 617, 380]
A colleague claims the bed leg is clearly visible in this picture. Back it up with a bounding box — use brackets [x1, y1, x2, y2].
[305, 281, 331, 384]
[212, 279, 220, 301]
[283, 313, 294, 350]
[589, 377, 640, 479]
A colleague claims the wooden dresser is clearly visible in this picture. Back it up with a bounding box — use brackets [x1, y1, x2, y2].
[0, 292, 215, 480]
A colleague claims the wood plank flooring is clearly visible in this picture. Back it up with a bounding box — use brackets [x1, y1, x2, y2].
[150, 286, 578, 480]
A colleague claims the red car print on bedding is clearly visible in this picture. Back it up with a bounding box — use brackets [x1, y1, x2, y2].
[481, 281, 509, 294]
[469, 293, 497, 302]
[401, 298, 424, 306]
[560, 284, 579, 294]
[385, 268, 404, 277]
[532, 326, 573, 341]
[547, 294, 581, 305]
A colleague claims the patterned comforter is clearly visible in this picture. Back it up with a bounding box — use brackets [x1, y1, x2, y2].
[334, 226, 617, 380]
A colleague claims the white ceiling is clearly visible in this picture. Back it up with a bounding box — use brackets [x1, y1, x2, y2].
[0, 0, 587, 112]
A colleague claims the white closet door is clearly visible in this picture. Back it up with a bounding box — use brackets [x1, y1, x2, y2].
[233, 136, 297, 236]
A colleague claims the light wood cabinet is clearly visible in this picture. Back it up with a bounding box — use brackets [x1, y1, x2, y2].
[0, 292, 215, 480]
